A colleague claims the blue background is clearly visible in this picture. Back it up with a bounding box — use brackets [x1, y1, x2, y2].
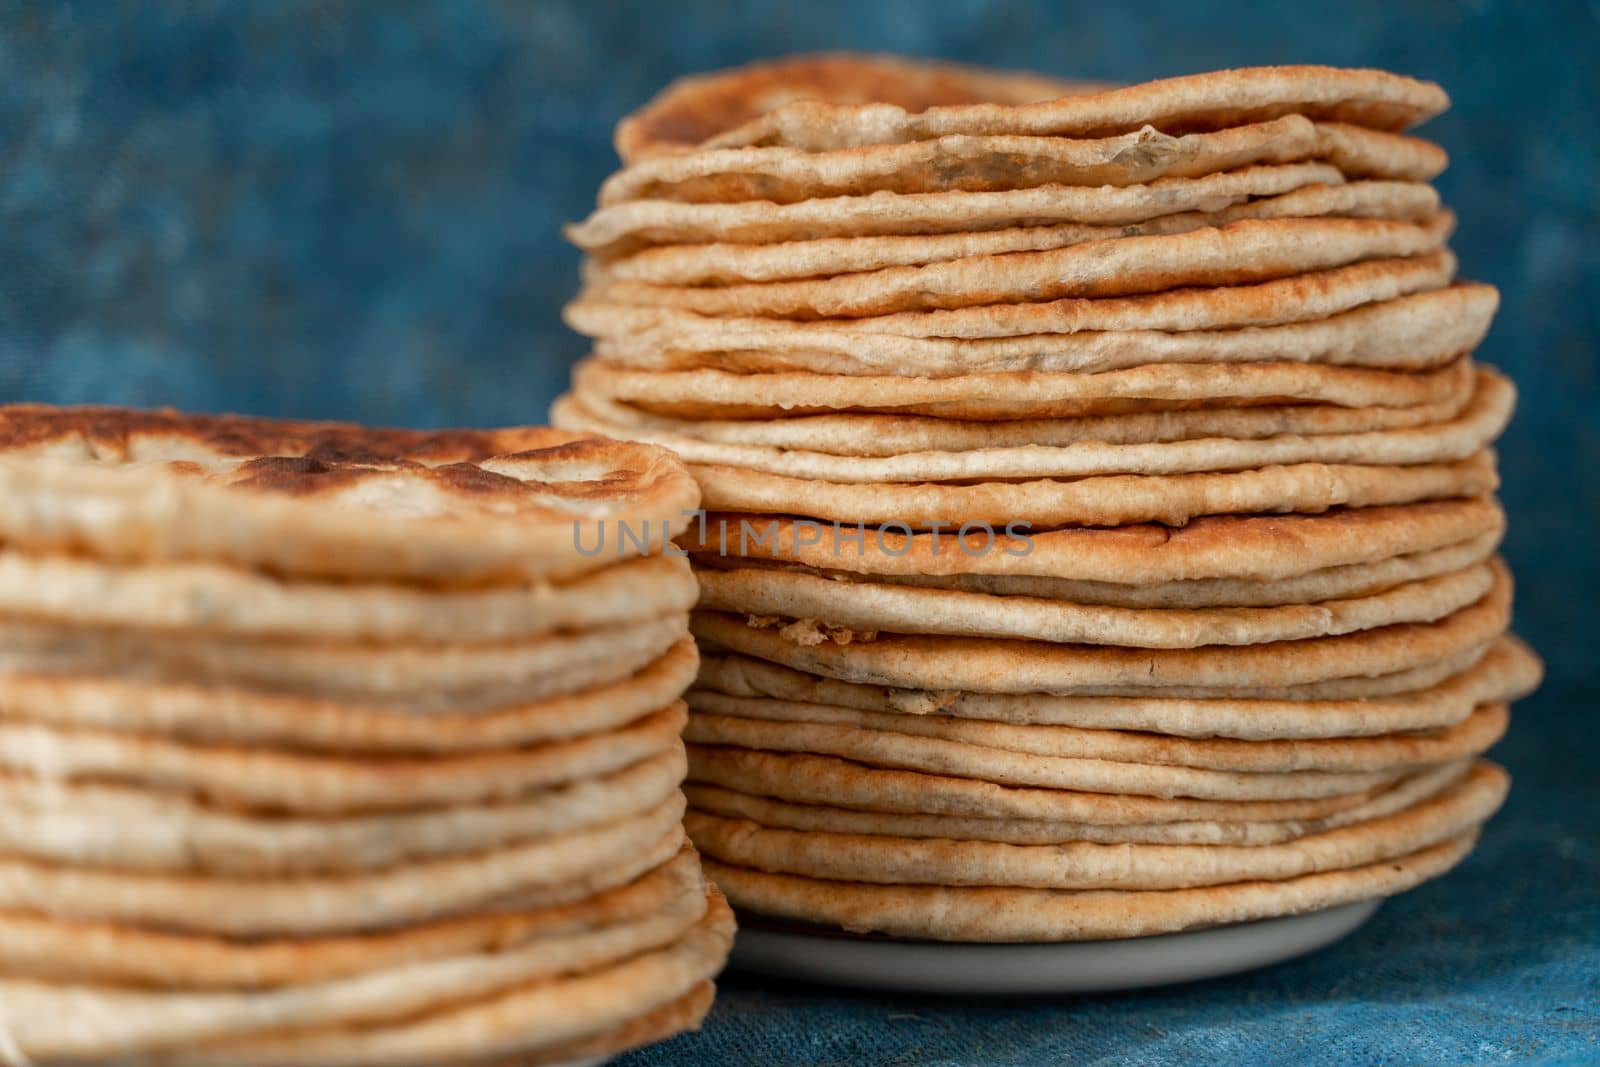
[2, 2, 1595, 1062]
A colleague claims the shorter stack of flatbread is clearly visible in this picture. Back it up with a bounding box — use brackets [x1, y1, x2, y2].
[555, 56, 1542, 943]
[0, 406, 731, 1063]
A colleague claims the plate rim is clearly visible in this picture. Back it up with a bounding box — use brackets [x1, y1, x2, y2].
[728, 898, 1383, 994]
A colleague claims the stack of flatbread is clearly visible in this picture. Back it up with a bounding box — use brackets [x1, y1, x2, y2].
[0, 406, 732, 1063]
[554, 55, 1542, 943]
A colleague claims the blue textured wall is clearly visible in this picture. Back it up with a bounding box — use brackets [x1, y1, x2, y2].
[1, 2, 1595, 688]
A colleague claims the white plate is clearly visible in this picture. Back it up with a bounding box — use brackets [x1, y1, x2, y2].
[729, 900, 1381, 995]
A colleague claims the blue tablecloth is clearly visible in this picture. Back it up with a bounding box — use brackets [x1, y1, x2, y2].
[619, 679, 1599, 1066]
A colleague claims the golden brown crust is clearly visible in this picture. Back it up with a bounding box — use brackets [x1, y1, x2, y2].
[0, 405, 666, 507]
[0, 405, 701, 581]
[617, 55, 1448, 161]
[616, 53, 1088, 161]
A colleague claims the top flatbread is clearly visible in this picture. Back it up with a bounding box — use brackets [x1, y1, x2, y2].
[616, 53, 1088, 160]
[616, 55, 1448, 160]
[0, 406, 700, 582]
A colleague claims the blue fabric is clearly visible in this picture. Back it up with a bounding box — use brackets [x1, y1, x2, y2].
[2, 2, 1596, 1061]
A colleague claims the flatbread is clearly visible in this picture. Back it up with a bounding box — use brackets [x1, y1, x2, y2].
[566, 373, 1476, 458]
[689, 449, 1499, 527]
[774, 531, 1497, 607]
[696, 558, 1495, 649]
[0, 704, 686, 815]
[567, 163, 1352, 251]
[685, 760, 1470, 846]
[599, 118, 1444, 205]
[5, 888, 733, 1066]
[0, 407, 699, 583]
[615, 53, 1088, 160]
[0, 848, 707, 988]
[573, 354, 1478, 420]
[591, 180, 1442, 284]
[688, 745, 1461, 824]
[0, 638, 699, 755]
[0, 747, 686, 875]
[0, 888, 710, 1056]
[0, 550, 696, 642]
[0, 611, 689, 713]
[699, 639, 1497, 706]
[707, 528, 1500, 610]
[583, 214, 1454, 318]
[684, 497, 1505, 584]
[690, 560, 1511, 693]
[686, 713, 1424, 800]
[619, 57, 1448, 159]
[570, 269, 1488, 377]
[685, 761, 1505, 888]
[821, 251, 1467, 338]
[686, 696, 1507, 774]
[694, 635, 1539, 739]
[701, 833, 1476, 942]
[559, 366, 1510, 484]
[0, 801, 687, 937]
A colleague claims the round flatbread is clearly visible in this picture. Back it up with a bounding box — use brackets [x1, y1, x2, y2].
[690, 560, 1511, 693]
[696, 558, 1495, 649]
[685, 497, 1505, 585]
[694, 635, 1539, 740]
[685, 761, 1504, 889]
[684, 760, 1470, 846]
[570, 274, 1490, 377]
[574, 355, 1477, 420]
[600, 118, 1444, 205]
[702, 528, 1500, 611]
[0, 638, 699, 755]
[0, 802, 688, 937]
[569, 374, 1476, 459]
[0, 611, 689, 713]
[689, 449, 1498, 527]
[688, 745, 1461, 824]
[567, 164, 1353, 251]
[0, 407, 700, 582]
[554, 366, 1510, 485]
[0, 746, 686, 875]
[617, 56, 1448, 159]
[818, 251, 1465, 338]
[0, 550, 696, 642]
[701, 833, 1476, 942]
[591, 181, 1442, 285]
[0, 887, 709, 1057]
[685, 711, 1448, 800]
[0, 704, 686, 815]
[583, 214, 1453, 319]
[0, 847, 707, 988]
[1, 887, 734, 1066]
[687, 693, 1507, 773]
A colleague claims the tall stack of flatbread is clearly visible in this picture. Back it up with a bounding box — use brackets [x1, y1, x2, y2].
[0, 407, 732, 1063]
[554, 55, 1542, 943]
